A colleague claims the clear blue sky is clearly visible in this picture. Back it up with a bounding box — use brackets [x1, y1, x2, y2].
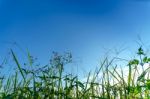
[0, 0, 150, 76]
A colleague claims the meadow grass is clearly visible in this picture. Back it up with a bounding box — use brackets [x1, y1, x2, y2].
[0, 47, 150, 98]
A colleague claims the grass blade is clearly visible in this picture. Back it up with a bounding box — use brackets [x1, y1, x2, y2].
[11, 50, 26, 82]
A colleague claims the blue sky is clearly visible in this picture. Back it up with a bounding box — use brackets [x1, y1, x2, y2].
[1, 0, 150, 76]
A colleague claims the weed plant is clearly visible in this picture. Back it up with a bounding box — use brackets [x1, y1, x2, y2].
[0, 47, 150, 99]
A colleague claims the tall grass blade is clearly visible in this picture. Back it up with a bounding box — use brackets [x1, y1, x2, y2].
[11, 50, 26, 82]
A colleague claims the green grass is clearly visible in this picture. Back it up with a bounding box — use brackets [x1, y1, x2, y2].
[0, 47, 150, 98]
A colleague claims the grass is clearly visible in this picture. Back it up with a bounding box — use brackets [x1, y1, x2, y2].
[0, 47, 150, 98]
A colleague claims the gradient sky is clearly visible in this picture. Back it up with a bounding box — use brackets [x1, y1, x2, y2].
[1, 0, 150, 76]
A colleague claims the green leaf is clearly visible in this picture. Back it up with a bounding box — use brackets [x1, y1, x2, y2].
[146, 80, 150, 90]
[11, 50, 26, 82]
[133, 59, 139, 65]
[128, 59, 139, 66]
[137, 47, 144, 55]
[143, 56, 148, 63]
[137, 71, 147, 82]
[135, 85, 142, 94]
[148, 58, 150, 62]
[76, 81, 84, 89]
